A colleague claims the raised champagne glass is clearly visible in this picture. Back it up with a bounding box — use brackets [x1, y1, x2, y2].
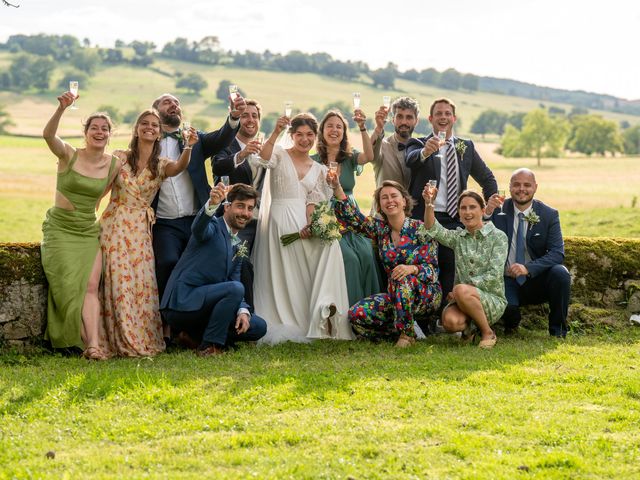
[382, 95, 391, 122]
[497, 189, 507, 215]
[69, 81, 79, 110]
[435, 130, 447, 160]
[284, 101, 293, 118]
[352, 92, 361, 110]
[182, 121, 191, 143]
[221, 175, 230, 204]
[228, 84, 239, 102]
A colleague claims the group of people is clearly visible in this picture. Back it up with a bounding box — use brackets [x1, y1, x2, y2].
[40, 88, 571, 360]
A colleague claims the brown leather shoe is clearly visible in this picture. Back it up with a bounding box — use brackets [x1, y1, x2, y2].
[395, 333, 416, 348]
[176, 331, 199, 350]
[196, 345, 225, 357]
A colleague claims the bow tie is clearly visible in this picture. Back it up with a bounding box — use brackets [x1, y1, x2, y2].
[162, 130, 182, 141]
[397, 143, 406, 151]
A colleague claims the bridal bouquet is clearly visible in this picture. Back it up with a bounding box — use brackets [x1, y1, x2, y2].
[280, 201, 342, 246]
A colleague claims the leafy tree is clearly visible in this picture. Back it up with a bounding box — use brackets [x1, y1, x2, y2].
[548, 106, 566, 116]
[461, 73, 479, 91]
[567, 115, 623, 156]
[260, 112, 280, 136]
[622, 125, 640, 155]
[322, 60, 359, 80]
[438, 68, 461, 90]
[501, 109, 569, 166]
[194, 36, 221, 64]
[100, 48, 124, 64]
[8, 53, 55, 90]
[122, 108, 141, 125]
[176, 72, 208, 95]
[71, 49, 101, 75]
[57, 71, 89, 91]
[96, 104, 121, 124]
[470, 109, 509, 136]
[272, 50, 312, 72]
[418, 68, 439, 85]
[507, 112, 526, 130]
[215, 80, 246, 102]
[401, 69, 419, 81]
[370, 62, 397, 89]
[0, 104, 15, 134]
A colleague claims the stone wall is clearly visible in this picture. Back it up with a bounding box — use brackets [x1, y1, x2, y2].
[1, 239, 640, 349]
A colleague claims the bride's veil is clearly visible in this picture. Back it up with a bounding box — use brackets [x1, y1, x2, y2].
[251, 128, 292, 264]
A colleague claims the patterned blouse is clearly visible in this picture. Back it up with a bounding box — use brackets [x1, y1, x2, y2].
[426, 220, 508, 322]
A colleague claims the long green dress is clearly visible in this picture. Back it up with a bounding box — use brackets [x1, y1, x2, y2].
[312, 150, 381, 306]
[41, 151, 117, 349]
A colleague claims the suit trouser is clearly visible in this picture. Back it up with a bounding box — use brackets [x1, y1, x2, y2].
[434, 212, 463, 311]
[162, 281, 267, 346]
[153, 216, 255, 313]
[502, 264, 571, 337]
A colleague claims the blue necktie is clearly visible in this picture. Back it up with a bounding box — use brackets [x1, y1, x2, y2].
[516, 212, 526, 285]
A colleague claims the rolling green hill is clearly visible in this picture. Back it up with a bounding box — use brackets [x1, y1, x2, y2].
[1, 52, 639, 137]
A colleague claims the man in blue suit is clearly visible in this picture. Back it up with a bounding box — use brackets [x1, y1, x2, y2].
[151, 93, 245, 305]
[161, 183, 267, 356]
[487, 168, 571, 337]
[404, 98, 497, 317]
[212, 99, 266, 253]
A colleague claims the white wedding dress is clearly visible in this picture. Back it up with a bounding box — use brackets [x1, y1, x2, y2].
[251, 145, 353, 344]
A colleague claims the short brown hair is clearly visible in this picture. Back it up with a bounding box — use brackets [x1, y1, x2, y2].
[457, 190, 485, 210]
[244, 99, 262, 119]
[289, 113, 318, 135]
[429, 98, 457, 116]
[374, 180, 414, 220]
[227, 183, 259, 204]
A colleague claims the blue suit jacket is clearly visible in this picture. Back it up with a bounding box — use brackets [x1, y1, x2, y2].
[490, 198, 565, 279]
[160, 206, 249, 312]
[405, 135, 497, 220]
[152, 120, 238, 211]
[212, 138, 266, 189]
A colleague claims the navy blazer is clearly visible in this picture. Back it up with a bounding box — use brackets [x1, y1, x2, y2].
[405, 135, 497, 220]
[160, 206, 249, 312]
[212, 138, 265, 188]
[152, 120, 239, 211]
[490, 198, 565, 279]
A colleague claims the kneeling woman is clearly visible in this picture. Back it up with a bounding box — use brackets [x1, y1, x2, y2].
[423, 187, 508, 348]
[329, 178, 441, 347]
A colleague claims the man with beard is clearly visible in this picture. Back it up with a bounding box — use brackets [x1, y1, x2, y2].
[370, 96, 417, 197]
[160, 183, 267, 356]
[151, 93, 245, 311]
[486, 168, 571, 337]
[212, 99, 265, 252]
[405, 98, 497, 318]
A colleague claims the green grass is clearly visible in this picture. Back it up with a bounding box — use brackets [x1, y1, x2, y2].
[2, 329, 640, 479]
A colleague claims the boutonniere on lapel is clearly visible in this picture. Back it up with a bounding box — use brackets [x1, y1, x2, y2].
[524, 211, 540, 227]
[455, 140, 467, 158]
[233, 241, 249, 261]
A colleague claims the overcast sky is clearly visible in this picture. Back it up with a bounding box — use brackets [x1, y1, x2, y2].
[2, 0, 638, 100]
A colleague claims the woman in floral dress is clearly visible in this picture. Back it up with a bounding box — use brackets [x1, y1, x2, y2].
[328, 177, 441, 347]
[423, 187, 508, 349]
[97, 109, 197, 357]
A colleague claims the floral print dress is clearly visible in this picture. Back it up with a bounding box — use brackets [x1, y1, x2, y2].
[334, 199, 442, 340]
[97, 159, 169, 357]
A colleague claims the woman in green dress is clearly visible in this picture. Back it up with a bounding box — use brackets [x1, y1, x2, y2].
[311, 109, 381, 306]
[41, 90, 118, 359]
[423, 187, 508, 348]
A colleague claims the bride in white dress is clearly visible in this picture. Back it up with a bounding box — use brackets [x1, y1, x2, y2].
[251, 113, 353, 344]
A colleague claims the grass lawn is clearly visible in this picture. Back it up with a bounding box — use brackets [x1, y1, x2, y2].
[1, 328, 640, 479]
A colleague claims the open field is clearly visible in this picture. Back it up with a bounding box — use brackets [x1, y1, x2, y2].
[1, 330, 640, 479]
[1, 135, 638, 242]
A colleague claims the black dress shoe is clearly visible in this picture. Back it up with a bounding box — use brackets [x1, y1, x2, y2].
[176, 331, 199, 350]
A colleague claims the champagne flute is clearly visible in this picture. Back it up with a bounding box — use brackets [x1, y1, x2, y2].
[69, 81, 79, 110]
[228, 84, 239, 101]
[497, 189, 507, 216]
[427, 179, 438, 199]
[382, 95, 391, 122]
[284, 101, 293, 118]
[221, 175, 230, 204]
[182, 121, 191, 143]
[250, 132, 264, 162]
[352, 92, 361, 110]
[435, 130, 447, 159]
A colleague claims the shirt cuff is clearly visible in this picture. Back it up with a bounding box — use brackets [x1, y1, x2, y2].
[237, 308, 250, 318]
[420, 149, 429, 162]
[204, 200, 219, 216]
[228, 116, 240, 129]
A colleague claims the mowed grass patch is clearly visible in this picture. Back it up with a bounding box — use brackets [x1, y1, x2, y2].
[1, 330, 640, 478]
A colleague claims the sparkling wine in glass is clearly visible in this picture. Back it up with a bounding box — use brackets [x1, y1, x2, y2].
[182, 121, 191, 143]
[221, 175, 230, 204]
[382, 95, 391, 122]
[329, 161, 338, 173]
[435, 130, 447, 159]
[427, 179, 438, 199]
[69, 81, 79, 110]
[250, 132, 264, 162]
[284, 101, 293, 118]
[497, 189, 507, 216]
[352, 92, 361, 110]
[228, 84, 239, 101]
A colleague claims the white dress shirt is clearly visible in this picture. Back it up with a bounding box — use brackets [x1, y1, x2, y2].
[157, 136, 197, 219]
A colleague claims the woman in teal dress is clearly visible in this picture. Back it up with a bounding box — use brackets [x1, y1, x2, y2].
[423, 187, 508, 349]
[41, 91, 118, 359]
[311, 109, 381, 306]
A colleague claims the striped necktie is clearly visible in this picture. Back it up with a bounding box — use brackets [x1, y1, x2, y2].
[445, 140, 458, 218]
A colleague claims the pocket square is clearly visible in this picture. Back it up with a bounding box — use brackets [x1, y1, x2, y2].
[533, 233, 541, 237]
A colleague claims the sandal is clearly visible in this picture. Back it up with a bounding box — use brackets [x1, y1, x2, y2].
[82, 347, 107, 361]
[395, 333, 416, 348]
[478, 334, 497, 349]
